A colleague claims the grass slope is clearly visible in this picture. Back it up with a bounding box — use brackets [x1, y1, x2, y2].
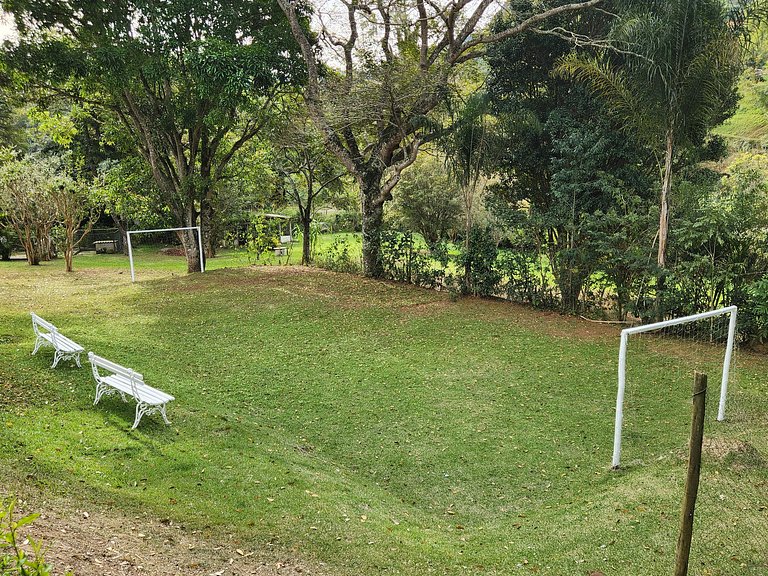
[1, 250, 766, 575]
[715, 75, 768, 144]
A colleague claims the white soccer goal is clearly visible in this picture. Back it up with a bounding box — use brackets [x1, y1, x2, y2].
[611, 305, 737, 469]
[127, 226, 205, 282]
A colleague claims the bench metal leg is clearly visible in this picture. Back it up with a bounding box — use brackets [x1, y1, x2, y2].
[94, 382, 107, 405]
[132, 403, 148, 430]
[130, 402, 171, 429]
[159, 404, 171, 426]
[51, 349, 83, 369]
[32, 336, 44, 356]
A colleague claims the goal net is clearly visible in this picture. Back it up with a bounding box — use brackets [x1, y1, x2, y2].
[611, 306, 737, 469]
[127, 226, 205, 282]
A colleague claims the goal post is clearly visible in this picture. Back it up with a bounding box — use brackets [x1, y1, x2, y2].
[127, 226, 205, 282]
[611, 305, 737, 469]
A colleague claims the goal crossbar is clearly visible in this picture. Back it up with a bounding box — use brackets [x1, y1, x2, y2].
[127, 226, 205, 282]
[612, 305, 737, 468]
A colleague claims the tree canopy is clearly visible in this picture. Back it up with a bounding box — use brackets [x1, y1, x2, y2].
[2, 0, 308, 271]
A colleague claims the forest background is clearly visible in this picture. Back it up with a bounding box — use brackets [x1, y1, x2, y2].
[2, 0, 768, 341]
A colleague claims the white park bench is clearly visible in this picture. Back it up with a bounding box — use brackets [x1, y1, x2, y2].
[88, 352, 175, 430]
[30, 312, 85, 368]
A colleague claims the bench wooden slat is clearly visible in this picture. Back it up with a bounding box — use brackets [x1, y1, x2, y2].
[30, 313, 57, 332]
[90, 354, 144, 381]
[39, 332, 82, 353]
[102, 374, 174, 405]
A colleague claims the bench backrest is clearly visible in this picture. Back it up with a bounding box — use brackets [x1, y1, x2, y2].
[30, 312, 59, 346]
[88, 352, 144, 397]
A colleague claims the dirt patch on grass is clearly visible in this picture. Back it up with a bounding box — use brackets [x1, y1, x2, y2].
[159, 246, 186, 256]
[396, 299, 453, 317]
[8, 491, 328, 576]
[702, 438, 764, 469]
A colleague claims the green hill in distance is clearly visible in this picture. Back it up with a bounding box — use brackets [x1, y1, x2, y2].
[714, 73, 768, 145]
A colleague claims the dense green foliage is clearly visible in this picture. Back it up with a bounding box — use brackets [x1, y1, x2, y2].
[2, 0, 307, 271]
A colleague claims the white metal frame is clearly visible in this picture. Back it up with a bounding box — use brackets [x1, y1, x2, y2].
[127, 226, 204, 282]
[612, 306, 737, 469]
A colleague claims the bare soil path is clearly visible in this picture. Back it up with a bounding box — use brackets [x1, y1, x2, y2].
[8, 488, 328, 576]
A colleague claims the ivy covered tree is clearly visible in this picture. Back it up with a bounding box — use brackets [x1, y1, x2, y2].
[2, 0, 307, 273]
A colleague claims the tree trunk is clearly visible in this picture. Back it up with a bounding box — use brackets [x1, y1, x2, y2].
[658, 128, 674, 268]
[180, 205, 203, 274]
[20, 226, 39, 266]
[301, 213, 312, 265]
[201, 198, 217, 258]
[112, 215, 129, 255]
[463, 212, 472, 294]
[361, 173, 385, 278]
[64, 226, 74, 272]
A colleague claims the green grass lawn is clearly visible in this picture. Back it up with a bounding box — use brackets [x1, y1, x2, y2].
[1, 250, 766, 575]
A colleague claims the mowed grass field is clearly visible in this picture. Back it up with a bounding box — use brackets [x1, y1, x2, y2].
[1, 249, 766, 575]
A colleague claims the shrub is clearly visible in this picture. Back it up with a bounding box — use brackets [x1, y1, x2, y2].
[379, 230, 446, 288]
[457, 226, 501, 297]
[316, 236, 361, 274]
[1, 498, 67, 576]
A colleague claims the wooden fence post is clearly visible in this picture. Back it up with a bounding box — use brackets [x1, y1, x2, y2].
[674, 371, 707, 576]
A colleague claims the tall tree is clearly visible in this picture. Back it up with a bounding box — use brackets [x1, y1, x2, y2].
[2, 0, 306, 273]
[558, 0, 743, 267]
[272, 105, 346, 265]
[0, 153, 56, 265]
[484, 1, 653, 312]
[441, 92, 494, 293]
[50, 171, 98, 273]
[277, 0, 603, 277]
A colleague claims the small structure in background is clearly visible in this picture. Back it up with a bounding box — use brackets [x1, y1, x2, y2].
[94, 240, 117, 254]
[77, 228, 124, 254]
[264, 213, 293, 256]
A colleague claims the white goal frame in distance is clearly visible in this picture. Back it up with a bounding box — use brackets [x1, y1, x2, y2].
[127, 226, 205, 282]
[612, 305, 737, 469]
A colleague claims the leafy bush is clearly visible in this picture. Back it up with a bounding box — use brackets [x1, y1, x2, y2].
[332, 210, 361, 233]
[457, 226, 501, 297]
[243, 215, 279, 262]
[379, 230, 446, 288]
[390, 158, 462, 246]
[497, 238, 553, 307]
[738, 276, 768, 344]
[316, 236, 361, 274]
[0, 226, 14, 261]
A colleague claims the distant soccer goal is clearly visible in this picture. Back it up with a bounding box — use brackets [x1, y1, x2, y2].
[127, 226, 205, 282]
[611, 306, 737, 469]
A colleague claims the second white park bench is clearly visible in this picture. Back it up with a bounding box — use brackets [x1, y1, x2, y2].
[30, 312, 85, 368]
[88, 352, 175, 430]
